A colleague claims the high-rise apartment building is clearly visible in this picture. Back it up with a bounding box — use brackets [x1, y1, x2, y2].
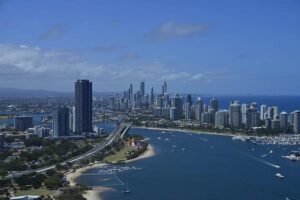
[75, 79, 93, 133]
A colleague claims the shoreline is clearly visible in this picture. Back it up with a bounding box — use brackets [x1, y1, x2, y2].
[133, 126, 236, 137]
[65, 144, 155, 200]
[125, 144, 155, 163]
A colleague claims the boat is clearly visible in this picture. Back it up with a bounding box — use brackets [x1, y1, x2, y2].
[122, 184, 131, 194]
[269, 150, 273, 154]
[162, 131, 166, 134]
[275, 173, 284, 179]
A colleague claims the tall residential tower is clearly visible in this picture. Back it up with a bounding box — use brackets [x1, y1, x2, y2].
[75, 80, 93, 133]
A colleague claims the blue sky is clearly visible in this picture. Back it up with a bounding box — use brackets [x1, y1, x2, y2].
[0, 0, 299, 94]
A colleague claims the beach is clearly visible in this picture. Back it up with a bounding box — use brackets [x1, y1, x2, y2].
[133, 126, 236, 137]
[65, 144, 155, 200]
[125, 144, 155, 163]
[83, 187, 114, 200]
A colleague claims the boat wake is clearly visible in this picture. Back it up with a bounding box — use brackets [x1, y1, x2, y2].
[255, 158, 280, 169]
[238, 151, 280, 169]
[199, 138, 208, 142]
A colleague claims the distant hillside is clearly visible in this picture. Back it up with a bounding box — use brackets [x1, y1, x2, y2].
[0, 88, 117, 98]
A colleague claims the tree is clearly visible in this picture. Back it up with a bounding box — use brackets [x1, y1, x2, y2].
[44, 176, 63, 189]
[46, 169, 57, 177]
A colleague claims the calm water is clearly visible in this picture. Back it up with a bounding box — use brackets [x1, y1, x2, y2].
[0, 113, 49, 126]
[76, 125, 300, 200]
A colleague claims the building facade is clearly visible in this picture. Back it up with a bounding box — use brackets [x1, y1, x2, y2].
[14, 116, 33, 131]
[53, 106, 70, 137]
[75, 80, 93, 133]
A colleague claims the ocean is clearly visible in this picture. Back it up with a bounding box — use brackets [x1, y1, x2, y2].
[76, 124, 300, 200]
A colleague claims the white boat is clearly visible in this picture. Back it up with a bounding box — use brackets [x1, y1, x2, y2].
[162, 131, 166, 134]
[157, 137, 162, 140]
[269, 150, 273, 154]
[275, 173, 284, 179]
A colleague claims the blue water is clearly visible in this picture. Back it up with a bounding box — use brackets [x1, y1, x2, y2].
[76, 125, 300, 200]
[0, 113, 49, 126]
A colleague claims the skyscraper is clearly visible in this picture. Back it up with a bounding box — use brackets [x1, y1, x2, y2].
[245, 107, 258, 129]
[293, 110, 300, 134]
[266, 107, 274, 120]
[170, 107, 179, 121]
[273, 106, 279, 120]
[229, 101, 242, 128]
[171, 94, 183, 118]
[163, 81, 167, 94]
[195, 97, 203, 122]
[150, 87, 154, 105]
[184, 102, 191, 120]
[260, 104, 267, 120]
[53, 106, 70, 137]
[271, 119, 280, 131]
[75, 80, 93, 133]
[140, 81, 145, 96]
[69, 106, 76, 133]
[215, 110, 229, 129]
[129, 83, 133, 101]
[210, 98, 219, 111]
[280, 111, 288, 133]
[241, 103, 248, 124]
[186, 94, 192, 106]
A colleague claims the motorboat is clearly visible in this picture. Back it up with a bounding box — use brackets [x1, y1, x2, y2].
[275, 173, 284, 179]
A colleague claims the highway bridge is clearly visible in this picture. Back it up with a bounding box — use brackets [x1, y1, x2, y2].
[7, 123, 132, 178]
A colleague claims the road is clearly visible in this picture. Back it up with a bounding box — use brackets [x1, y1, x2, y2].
[8, 123, 132, 178]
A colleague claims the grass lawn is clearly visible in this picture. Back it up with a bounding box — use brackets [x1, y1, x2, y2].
[104, 146, 136, 163]
[0, 115, 10, 119]
[14, 188, 55, 197]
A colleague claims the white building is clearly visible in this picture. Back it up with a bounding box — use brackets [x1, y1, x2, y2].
[293, 110, 300, 134]
[229, 101, 242, 128]
[279, 111, 288, 133]
[260, 104, 267, 120]
[215, 110, 229, 129]
[241, 103, 248, 124]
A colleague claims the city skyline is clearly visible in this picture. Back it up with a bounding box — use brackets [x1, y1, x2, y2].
[0, 0, 300, 94]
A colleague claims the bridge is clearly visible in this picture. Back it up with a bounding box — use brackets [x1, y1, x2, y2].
[7, 123, 132, 178]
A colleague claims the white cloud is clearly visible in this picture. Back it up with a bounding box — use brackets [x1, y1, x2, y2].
[162, 72, 191, 80]
[0, 44, 226, 90]
[146, 21, 208, 41]
[191, 73, 204, 80]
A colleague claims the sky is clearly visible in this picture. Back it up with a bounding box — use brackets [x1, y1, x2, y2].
[0, 0, 299, 95]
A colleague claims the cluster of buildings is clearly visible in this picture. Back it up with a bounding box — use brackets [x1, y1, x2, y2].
[52, 79, 93, 137]
[106, 81, 300, 134]
[6, 80, 94, 141]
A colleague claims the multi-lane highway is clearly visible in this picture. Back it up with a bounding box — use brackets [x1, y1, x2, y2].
[7, 123, 132, 178]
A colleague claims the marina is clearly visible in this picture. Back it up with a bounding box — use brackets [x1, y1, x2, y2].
[75, 126, 300, 200]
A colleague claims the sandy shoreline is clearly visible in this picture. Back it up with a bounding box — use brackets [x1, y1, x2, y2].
[134, 126, 235, 137]
[65, 144, 155, 200]
[125, 144, 155, 163]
